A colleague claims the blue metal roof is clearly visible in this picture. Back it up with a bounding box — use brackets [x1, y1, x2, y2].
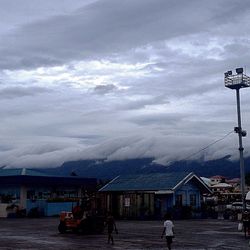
[0, 168, 97, 190]
[0, 168, 22, 176]
[99, 172, 193, 192]
[0, 168, 52, 177]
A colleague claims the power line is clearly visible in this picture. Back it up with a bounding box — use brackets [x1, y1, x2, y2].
[165, 130, 234, 167]
[184, 130, 234, 161]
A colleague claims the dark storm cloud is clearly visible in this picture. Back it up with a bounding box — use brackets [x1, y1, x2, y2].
[0, 0, 250, 168]
[0, 86, 51, 99]
[1, 0, 250, 70]
[93, 84, 117, 94]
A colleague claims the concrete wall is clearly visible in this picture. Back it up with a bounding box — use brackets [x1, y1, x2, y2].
[20, 186, 27, 209]
[0, 203, 22, 218]
[0, 204, 9, 217]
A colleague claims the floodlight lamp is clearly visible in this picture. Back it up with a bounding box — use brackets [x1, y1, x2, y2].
[234, 127, 240, 133]
[228, 70, 232, 75]
[242, 130, 247, 137]
[224, 72, 229, 77]
[236, 67, 243, 74]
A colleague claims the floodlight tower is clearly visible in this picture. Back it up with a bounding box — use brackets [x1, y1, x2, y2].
[224, 68, 250, 210]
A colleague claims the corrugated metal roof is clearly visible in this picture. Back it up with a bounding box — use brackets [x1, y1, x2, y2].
[0, 168, 97, 189]
[99, 172, 192, 192]
[0, 168, 22, 176]
[0, 168, 51, 177]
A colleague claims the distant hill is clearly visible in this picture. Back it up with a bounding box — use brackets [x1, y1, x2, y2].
[37, 156, 250, 180]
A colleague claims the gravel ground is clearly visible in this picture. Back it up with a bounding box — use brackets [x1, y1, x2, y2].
[0, 218, 249, 249]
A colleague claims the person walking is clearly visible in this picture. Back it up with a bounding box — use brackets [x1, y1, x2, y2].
[105, 212, 118, 245]
[161, 213, 174, 250]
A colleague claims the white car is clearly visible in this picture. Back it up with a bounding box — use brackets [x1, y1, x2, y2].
[226, 202, 250, 211]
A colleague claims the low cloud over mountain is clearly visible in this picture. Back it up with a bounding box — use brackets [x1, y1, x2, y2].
[0, 0, 249, 168]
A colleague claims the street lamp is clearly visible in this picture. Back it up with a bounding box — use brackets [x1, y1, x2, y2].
[224, 67, 250, 210]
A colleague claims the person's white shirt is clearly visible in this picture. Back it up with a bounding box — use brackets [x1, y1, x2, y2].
[163, 220, 174, 236]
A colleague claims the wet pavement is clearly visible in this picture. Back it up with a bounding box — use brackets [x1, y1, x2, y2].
[0, 218, 249, 249]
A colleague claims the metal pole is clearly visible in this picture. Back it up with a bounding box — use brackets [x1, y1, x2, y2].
[236, 88, 246, 210]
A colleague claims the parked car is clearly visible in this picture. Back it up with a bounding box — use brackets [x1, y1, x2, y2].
[226, 202, 250, 211]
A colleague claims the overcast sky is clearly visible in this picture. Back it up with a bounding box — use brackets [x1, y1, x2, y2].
[0, 0, 250, 168]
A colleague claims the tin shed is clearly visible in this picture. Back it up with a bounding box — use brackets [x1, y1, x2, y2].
[99, 172, 212, 219]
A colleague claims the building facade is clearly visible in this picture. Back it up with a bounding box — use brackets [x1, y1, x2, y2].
[99, 172, 212, 219]
[0, 168, 97, 217]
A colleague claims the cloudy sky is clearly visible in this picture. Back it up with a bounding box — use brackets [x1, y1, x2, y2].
[0, 0, 250, 168]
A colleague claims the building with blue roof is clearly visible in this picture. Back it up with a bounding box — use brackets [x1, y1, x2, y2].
[0, 168, 97, 217]
[99, 172, 212, 219]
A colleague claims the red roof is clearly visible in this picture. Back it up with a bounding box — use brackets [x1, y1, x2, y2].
[227, 178, 240, 183]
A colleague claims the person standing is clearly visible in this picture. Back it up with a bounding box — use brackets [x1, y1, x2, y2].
[105, 212, 118, 245]
[161, 213, 174, 250]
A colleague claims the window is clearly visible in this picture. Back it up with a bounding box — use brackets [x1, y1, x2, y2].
[190, 194, 196, 206]
[176, 195, 183, 206]
[124, 197, 130, 207]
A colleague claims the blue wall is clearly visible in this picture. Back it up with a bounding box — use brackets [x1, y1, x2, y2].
[26, 200, 77, 216]
[46, 202, 77, 216]
[174, 182, 201, 208]
[26, 199, 47, 215]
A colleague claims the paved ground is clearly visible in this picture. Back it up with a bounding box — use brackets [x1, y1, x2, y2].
[0, 218, 249, 249]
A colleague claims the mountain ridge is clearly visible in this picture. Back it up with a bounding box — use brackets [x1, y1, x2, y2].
[36, 156, 250, 180]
